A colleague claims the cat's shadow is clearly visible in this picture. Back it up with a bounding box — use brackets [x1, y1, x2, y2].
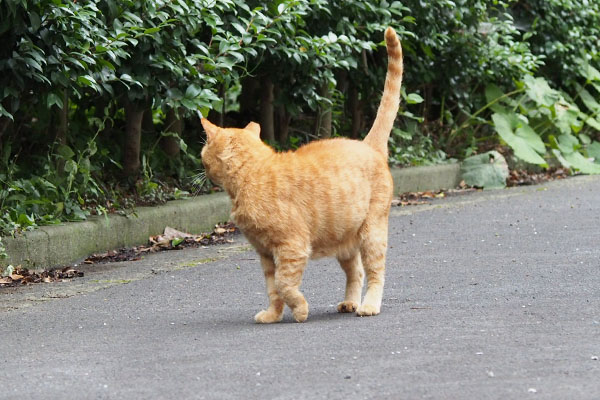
[203, 308, 360, 331]
[289, 309, 351, 323]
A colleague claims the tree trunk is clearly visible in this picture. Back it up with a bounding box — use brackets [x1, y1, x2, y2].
[259, 76, 275, 142]
[276, 105, 291, 147]
[55, 89, 68, 146]
[219, 83, 226, 126]
[142, 105, 154, 135]
[239, 76, 259, 118]
[348, 84, 363, 139]
[0, 116, 11, 155]
[94, 98, 108, 119]
[123, 102, 145, 179]
[55, 89, 68, 174]
[336, 70, 349, 97]
[361, 49, 369, 74]
[162, 108, 182, 158]
[315, 83, 332, 139]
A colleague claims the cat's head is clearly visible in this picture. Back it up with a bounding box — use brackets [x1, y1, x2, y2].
[200, 118, 262, 185]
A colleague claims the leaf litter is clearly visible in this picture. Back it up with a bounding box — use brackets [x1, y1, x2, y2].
[84, 222, 239, 264]
[392, 167, 569, 207]
[0, 266, 83, 287]
[1, 223, 238, 288]
[506, 167, 569, 187]
[392, 187, 477, 207]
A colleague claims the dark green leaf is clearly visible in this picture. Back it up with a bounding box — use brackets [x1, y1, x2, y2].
[406, 93, 424, 104]
[491, 113, 547, 167]
[57, 145, 75, 160]
[47, 93, 64, 109]
[144, 27, 161, 35]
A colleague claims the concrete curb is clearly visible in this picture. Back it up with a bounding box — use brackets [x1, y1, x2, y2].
[3, 193, 232, 271]
[2, 163, 461, 270]
[390, 163, 461, 195]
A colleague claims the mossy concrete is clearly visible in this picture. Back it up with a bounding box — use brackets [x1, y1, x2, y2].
[2, 164, 461, 271]
[391, 163, 461, 195]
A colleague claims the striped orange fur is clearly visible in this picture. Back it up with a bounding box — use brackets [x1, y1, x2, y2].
[200, 27, 403, 323]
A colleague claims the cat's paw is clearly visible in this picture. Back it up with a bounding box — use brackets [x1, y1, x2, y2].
[254, 309, 283, 324]
[356, 304, 380, 316]
[337, 301, 359, 313]
[292, 303, 309, 323]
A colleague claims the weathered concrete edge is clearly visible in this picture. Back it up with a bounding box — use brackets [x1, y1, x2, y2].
[390, 162, 461, 195]
[2, 163, 461, 270]
[3, 192, 232, 271]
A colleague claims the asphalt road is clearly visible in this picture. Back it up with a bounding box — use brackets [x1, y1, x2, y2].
[1, 175, 599, 400]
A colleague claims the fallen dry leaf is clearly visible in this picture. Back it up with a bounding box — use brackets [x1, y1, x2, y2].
[150, 226, 198, 247]
[163, 226, 195, 240]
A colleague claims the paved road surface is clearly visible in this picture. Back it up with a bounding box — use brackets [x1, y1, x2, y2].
[1, 176, 599, 399]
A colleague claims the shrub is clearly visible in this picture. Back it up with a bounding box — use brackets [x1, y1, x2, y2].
[0, 0, 599, 237]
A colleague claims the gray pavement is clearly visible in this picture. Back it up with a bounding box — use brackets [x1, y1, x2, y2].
[1, 175, 599, 399]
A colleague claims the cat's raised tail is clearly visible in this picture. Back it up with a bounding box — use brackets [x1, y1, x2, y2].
[363, 27, 403, 157]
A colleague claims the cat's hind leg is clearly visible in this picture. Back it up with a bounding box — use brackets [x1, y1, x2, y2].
[357, 220, 388, 316]
[337, 252, 364, 313]
[255, 254, 285, 323]
[274, 250, 309, 323]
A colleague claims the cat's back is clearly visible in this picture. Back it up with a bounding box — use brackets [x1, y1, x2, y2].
[246, 137, 391, 205]
[292, 137, 390, 183]
[279, 137, 393, 215]
[235, 137, 392, 258]
[295, 137, 384, 167]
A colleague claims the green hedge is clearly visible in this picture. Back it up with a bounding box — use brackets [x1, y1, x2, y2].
[0, 0, 599, 237]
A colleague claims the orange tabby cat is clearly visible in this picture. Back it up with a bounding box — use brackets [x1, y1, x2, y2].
[201, 27, 403, 323]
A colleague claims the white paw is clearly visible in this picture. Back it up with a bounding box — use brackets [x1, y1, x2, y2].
[254, 309, 283, 324]
[356, 304, 380, 316]
[292, 303, 309, 323]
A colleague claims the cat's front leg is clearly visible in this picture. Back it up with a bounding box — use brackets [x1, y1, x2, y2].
[274, 252, 309, 323]
[254, 254, 284, 324]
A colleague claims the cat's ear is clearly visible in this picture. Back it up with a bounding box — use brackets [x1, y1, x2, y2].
[244, 121, 261, 139]
[201, 118, 218, 141]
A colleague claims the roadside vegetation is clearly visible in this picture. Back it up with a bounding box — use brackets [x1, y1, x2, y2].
[0, 0, 599, 243]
